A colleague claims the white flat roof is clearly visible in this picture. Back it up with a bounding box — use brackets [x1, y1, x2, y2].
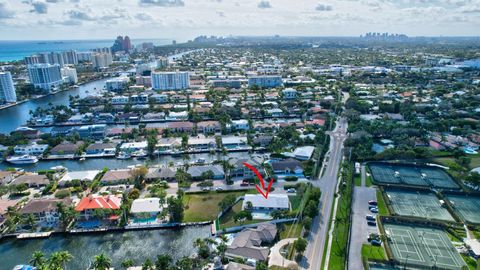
[130, 198, 163, 213]
[243, 194, 289, 210]
[60, 170, 100, 182]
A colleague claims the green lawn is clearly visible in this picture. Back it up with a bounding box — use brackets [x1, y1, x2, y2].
[376, 190, 389, 216]
[462, 254, 478, 270]
[289, 194, 303, 211]
[354, 175, 361, 186]
[183, 191, 247, 222]
[280, 223, 303, 239]
[361, 244, 387, 261]
[365, 175, 373, 187]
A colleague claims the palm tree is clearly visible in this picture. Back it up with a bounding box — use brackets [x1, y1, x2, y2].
[92, 254, 112, 270]
[142, 258, 154, 270]
[29, 251, 45, 267]
[121, 259, 134, 269]
[155, 254, 172, 270]
[49, 251, 73, 270]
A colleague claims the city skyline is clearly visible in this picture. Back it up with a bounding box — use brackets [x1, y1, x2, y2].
[0, 0, 479, 41]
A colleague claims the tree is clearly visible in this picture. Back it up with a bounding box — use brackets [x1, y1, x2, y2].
[256, 262, 268, 270]
[92, 254, 112, 270]
[48, 251, 73, 270]
[142, 258, 154, 270]
[234, 210, 253, 224]
[167, 192, 184, 222]
[218, 194, 236, 211]
[305, 200, 319, 218]
[294, 238, 308, 254]
[176, 256, 193, 270]
[128, 188, 141, 200]
[155, 254, 172, 270]
[121, 259, 134, 269]
[30, 251, 45, 267]
[302, 217, 313, 231]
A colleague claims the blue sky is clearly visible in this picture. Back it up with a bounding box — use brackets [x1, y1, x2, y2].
[0, 0, 479, 40]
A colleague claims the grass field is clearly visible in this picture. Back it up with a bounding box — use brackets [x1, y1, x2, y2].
[354, 175, 362, 186]
[183, 191, 247, 222]
[376, 190, 389, 216]
[462, 254, 478, 270]
[280, 223, 303, 239]
[361, 244, 387, 261]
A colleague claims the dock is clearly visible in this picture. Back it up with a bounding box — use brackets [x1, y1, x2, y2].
[16, 231, 53, 239]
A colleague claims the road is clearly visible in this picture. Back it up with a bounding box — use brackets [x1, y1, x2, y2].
[301, 116, 348, 270]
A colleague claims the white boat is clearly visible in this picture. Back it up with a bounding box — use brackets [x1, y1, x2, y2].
[116, 152, 131, 160]
[6, 155, 39, 165]
[132, 150, 148, 159]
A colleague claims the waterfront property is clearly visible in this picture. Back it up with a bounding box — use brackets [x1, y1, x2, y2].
[58, 170, 100, 186]
[100, 169, 132, 185]
[19, 198, 72, 228]
[130, 198, 164, 224]
[243, 194, 290, 219]
[226, 223, 278, 262]
[75, 195, 122, 223]
[11, 174, 50, 188]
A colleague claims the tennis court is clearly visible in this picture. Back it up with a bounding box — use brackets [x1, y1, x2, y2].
[385, 190, 454, 222]
[369, 163, 459, 189]
[445, 195, 480, 224]
[384, 224, 466, 270]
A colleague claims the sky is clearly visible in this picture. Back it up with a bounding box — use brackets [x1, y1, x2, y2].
[0, 0, 479, 41]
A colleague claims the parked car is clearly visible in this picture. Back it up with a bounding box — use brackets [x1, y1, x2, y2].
[367, 221, 377, 226]
[287, 188, 296, 193]
[366, 215, 376, 221]
[368, 200, 378, 206]
[371, 239, 382, 246]
[370, 207, 379, 213]
[202, 187, 211, 191]
[215, 187, 224, 191]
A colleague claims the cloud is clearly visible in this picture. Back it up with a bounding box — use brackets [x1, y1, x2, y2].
[135, 12, 153, 21]
[139, 0, 185, 7]
[66, 9, 96, 20]
[216, 10, 225, 17]
[30, 1, 48, 14]
[257, 1, 271, 9]
[315, 3, 333, 11]
[0, 1, 15, 19]
[45, 0, 62, 2]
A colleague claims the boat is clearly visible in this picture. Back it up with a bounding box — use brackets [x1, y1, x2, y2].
[132, 150, 148, 159]
[116, 152, 131, 160]
[12, 265, 36, 270]
[79, 157, 86, 161]
[196, 158, 206, 164]
[6, 155, 39, 165]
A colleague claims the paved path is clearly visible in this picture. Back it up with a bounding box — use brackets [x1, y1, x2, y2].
[269, 238, 299, 268]
[301, 117, 348, 270]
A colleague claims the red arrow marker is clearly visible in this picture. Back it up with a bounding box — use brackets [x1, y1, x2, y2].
[243, 162, 274, 199]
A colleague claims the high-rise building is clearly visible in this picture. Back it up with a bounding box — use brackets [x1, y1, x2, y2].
[61, 67, 78, 84]
[156, 57, 169, 69]
[24, 55, 41, 65]
[38, 52, 65, 67]
[27, 64, 63, 92]
[92, 47, 112, 54]
[0, 72, 17, 103]
[112, 36, 124, 52]
[152, 71, 190, 91]
[123, 36, 132, 52]
[92, 53, 113, 69]
[77, 52, 93, 62]
[248, 75, 283, 88]
[63, 50, 78, 65]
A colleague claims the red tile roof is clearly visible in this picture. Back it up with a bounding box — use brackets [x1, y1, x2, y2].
[75, 195, 121, 212]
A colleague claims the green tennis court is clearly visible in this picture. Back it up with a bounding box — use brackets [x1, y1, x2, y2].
[384, 224, 466, 270]
[369, 163, 459, 189]
[445, 195, 480, 224]
[385, 190, 454, 222]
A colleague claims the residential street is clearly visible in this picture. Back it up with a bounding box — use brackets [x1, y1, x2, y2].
[301, 116, 348, 270]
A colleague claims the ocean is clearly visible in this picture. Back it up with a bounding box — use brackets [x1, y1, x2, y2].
[0, 38, 172, 62]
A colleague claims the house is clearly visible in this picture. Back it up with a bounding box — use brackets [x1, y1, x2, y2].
[270, 159, 304, 175]
[0, 171, 15, 185]
[11, 174, 49, 188]
[188, 137, 217, 151]
[0, 199, 19, 230]
[13, 127, 41, 139]
[100, 169, 132, 185]
[226, 223, 278, 262]
[75, 124, 106, 139]
[58, 170, 100, 186]
[85, 142, 117, 155]
[222, 136, 248, 150]
[282, 88, 297, 99]
[119, 141, 148, 153]
[231, 119, 249, 131]
[225, 262, 255, 270]
[49, 141, 83, 156]
[19, 198, 72, 226]
[243, 194, 290, 212]
[130, 198, 163, 219]
[293, 146, 315, 160]
[166, 111, 188, 121]
[197, 121, 221, 134]
[229, 157, 264, 179]
[14, 142, 49, 156]
[253, 135, 273, 147]
[155, 138, 182, 154]
[75, 195, 122, 220]
[146, 167, 177, 181]
[166, 122, 194, 133]
[187, 165, 225, 180]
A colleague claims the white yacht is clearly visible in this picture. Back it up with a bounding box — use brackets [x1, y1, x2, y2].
[6, 155, 39, 165]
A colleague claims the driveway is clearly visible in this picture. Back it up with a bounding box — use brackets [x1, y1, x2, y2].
[347, 185, 377, 270]
[269, 238, 299, 269]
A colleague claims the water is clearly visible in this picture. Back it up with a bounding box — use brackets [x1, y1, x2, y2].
[0, 39, 171, 62]
[0, 78, 108, 134]
[0, 151, 250, 172]
[0, 226, 210, 270]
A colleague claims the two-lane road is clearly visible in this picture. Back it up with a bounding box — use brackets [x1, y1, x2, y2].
[302, 117, 348, 269]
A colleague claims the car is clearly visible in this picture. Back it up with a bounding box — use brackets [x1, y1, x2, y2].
[370, 207, 379, 213]
[240, 182, 249, 187]
[215, 187, 224, 191]
[366, 215, 376, 221]
[368, 200, 378, 206]
[287, 188, 296, 193]
[367, 221, 377, 226]
[201, 187, 211, 191]
[371, 239, 382, 246]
